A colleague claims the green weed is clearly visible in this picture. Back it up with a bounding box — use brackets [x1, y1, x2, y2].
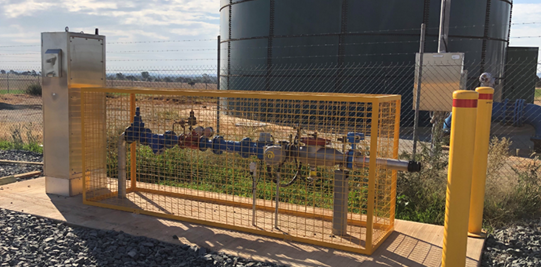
[0, 123, 42, 153]
[396, 141, 448, 225]
[25, 84, 42, 96]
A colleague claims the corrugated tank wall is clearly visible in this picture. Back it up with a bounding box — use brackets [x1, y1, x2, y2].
[219, 0, 511, 125]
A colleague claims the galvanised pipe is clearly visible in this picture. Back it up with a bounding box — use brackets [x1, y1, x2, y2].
[118, 133, 127, 199]
[283, 146, 420, 172]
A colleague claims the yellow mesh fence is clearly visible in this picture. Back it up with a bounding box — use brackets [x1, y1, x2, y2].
[81, 87, 400, 255]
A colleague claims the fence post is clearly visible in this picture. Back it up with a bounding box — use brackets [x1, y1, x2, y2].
[442, 90, 478, 267]
[7, 73, 9, 93]
[468, 87, 494, 237]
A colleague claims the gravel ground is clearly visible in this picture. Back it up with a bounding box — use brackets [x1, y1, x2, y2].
[482, 218, 541, 267]
[0, 208, 286, 267]
[0, 150, 42, 178]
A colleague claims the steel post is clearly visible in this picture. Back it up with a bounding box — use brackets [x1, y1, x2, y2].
[332, 170, 349, 236]
[118, 133, 127, 199]
[412, 23, 426, 160]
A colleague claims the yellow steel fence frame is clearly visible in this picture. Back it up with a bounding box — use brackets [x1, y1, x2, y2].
[80, 87, 401, 255]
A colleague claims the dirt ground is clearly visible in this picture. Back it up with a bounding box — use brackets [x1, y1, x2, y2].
[0, 94, 43, 139]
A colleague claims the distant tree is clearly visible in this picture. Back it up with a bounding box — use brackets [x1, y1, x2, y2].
[141, 72, 150, 80]
[116, 73, 125, 80]
[126, 75, 138, 81]
[164, 77, 173, 83]
[9, 70, 16, 74]
[175, 77, 185, 83]
[185, 78, 195, 87]
[31, 70, 37, 76]
[0, 70, 5, 74]
[201, 74, 211, 89]
[154, 77, 163, 82]
[537, 76, 541, 88]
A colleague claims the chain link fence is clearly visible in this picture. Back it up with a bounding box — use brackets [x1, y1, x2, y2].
[0, 66, 42, 151]
[1, 46, 540, 227]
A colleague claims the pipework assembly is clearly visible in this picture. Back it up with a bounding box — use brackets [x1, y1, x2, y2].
[119, 106, 421, 236]
[123, 107, 420, 174]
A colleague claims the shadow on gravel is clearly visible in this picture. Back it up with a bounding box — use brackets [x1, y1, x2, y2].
[0, 102, 42, 110]
[45, 193, 480, 267]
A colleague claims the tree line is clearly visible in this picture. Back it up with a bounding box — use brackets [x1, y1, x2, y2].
[108, 72, 217, 85]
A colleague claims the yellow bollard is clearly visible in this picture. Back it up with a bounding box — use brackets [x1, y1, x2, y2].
[468, 87, 494, 237]
[442, 90, 478, 267]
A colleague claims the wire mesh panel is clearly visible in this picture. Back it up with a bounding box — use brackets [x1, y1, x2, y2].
[81, 87, 401, 254]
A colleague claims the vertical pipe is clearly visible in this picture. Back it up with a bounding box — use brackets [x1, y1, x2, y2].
[434, 0, 452, 154]
[275, 172, 280, 229]
[438, 0, 451, 53]
[332, 170, 348, 236]
[7, 73, 9, 93]
[412, 23, 426, 160]
[442, 90, 478, 267]
[217, 35, 221, 134]
[118, 133, 127, 199]
[365, 102, 380, 253]
[468, 87, 494, 237]
[130, 93, 136, 189]
[250, 162, 258, 226]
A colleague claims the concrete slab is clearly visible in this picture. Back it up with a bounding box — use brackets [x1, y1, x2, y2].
[0, 178, 485, 267]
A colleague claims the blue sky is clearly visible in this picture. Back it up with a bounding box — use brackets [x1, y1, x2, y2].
[0, 0, 539, 71]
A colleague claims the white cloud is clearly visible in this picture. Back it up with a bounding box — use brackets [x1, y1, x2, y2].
[511, 3, 541, 24]
[170, 22, 219, 36]
[509, 2, 541, 64]
[63, 0, 118, 12]
[3, 0, 55, 18]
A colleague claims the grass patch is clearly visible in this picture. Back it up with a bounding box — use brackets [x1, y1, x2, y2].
[396, 136, 541, 230]
[0, 140, 42, 153]
[104, 130, 372, 213]
[483, 137, 541, 229]
[0, 123, 42, 153]
[0, 89, 25, 95]
[396, 141, 447, 225]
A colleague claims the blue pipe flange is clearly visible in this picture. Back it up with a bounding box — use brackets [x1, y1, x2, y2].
[163, 131, 178, 149]
[255, 141, 272, 160]
[199, 136, 210, 151]
[347, 132, 364, 143]
[139, 128, 152, 146]
[125, 107, 146, 143]
[240, 137, 252, 158]
[501, 99, 508, 124]
[149, 134, 166, 155]
[518, 99, 526, 127]
[212, 136, 225, 155]
[347, 132, 365, 150]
